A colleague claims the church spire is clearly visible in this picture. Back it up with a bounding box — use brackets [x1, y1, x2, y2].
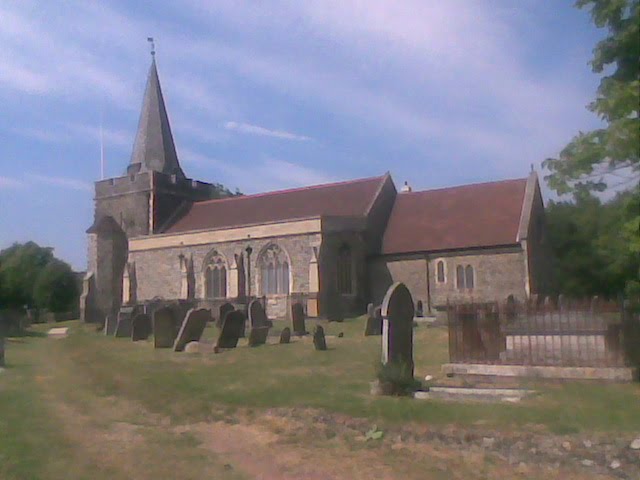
[127, 43, 184, 178]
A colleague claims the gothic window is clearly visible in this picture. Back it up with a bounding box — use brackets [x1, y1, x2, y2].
[456, 264, 475, 289]
[436, 259, 446, 283]
[337, 244, 353, 294]
[259, 244, 290, 295]
[205, 251, 227, 298]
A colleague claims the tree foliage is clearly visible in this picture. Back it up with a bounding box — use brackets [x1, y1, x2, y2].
[33, 259, 79, 313]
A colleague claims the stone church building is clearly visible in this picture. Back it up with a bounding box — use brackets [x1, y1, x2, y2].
[82, 58, 551, 323]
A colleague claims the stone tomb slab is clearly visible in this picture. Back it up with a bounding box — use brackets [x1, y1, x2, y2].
[173, 308, 211, 352]
[48, 327, 69, 339]
[216, 310, 246, 349]
[132, 313, 152, 341]
[291, 303, 307, 335]
[248, 326, 270, 347]
[153, 307, 179, 348]
[313, 325, 327, 351]
[381, 282, 415, 378]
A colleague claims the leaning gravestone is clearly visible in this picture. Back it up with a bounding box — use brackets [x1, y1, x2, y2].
[313, 325, 327, 351]
[381, 282, 415, 378]
[279, 327, 291, 344]
[364, 305, 383, 336]
[217, 303, 235, 329]
[153, 307, 179, 348]
[217, 310, 246, 349]
[131, 313, 152, 341]
[248, 326, 270, 347]
[291, 303, 307, 335]
[249, 300, 270, 328]
[103, 314, 117, 336]
[114, 306, 135, 338]
[173, 308, 211, 352]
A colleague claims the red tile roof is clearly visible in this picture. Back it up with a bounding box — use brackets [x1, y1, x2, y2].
[164, 175, 387, 233]
[381, 178, 527, 255]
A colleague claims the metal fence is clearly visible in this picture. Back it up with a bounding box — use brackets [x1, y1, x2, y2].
[447, 296, 640, 368]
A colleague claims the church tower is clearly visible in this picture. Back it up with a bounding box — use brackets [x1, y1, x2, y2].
[84, 52, 219, 322]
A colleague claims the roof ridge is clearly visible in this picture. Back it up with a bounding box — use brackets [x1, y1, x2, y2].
[401, 177, 527, 196]
[193, 174, 387, 206]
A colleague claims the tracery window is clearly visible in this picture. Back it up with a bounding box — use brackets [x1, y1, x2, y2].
[456, 264, 475, 290]
[205, 251, 227, 298]
[337, 244, 353, 294]
[259, 244, 289, 295]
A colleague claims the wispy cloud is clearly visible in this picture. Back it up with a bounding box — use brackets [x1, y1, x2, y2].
[0, 176, 26, 190]
[26, 174, 92, 192]
[223, 121, 312, 142]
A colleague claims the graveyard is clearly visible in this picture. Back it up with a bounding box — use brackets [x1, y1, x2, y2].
[1, 303, 639, 480]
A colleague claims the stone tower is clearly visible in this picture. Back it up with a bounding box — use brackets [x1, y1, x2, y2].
[84, 56, 218, 322]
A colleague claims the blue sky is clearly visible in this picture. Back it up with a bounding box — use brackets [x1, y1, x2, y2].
[0, 1, 604, 270]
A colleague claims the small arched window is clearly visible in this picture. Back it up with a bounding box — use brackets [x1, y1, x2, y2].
[205, 252, 227, 298]
[337, 244, 353, 294]
[465, 265, 474, 289]
[456, 264, 475, 290]
[456, 265, 465, 289]
[436, 259, 446, 283]
[259, 244, 290, 295]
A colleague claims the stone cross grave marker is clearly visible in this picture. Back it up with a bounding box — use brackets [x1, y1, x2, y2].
[216, 310, 246, 349]
[103, 314, 117, 336]
[216, 303, 235, 329]
[279, 327, 291, 344]
[153, 306, 179, 348]
[381, 282, 415, 378]
[364, 304, 383, 336]
[173, 308, 211, 352]
[291, 303, 307, 335]
[313, 325, 327, 351]
[114, 306, 135, 338]
[131, 313, 152, 341]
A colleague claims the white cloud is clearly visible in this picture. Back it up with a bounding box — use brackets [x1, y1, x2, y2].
[224, 121, 311, 141]
[0, 176, 26, 190]
[26, 174, 92, 192]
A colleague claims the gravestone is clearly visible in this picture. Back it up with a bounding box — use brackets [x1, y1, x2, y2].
[415, 300, 424, 317]
[364, 305, 383, 336]
[291, 303, 307, 335]
[217, 303, 235, 329]
[131, 313, 152, 341]
[103, 314, 117, 336]
[0, 336, 5, 367]
[313, 325, 327, 351]
[114, 306, 135, 338]
[248, 326, 270, 347]
[279, 327, 291, 344]
[216, 310, 246, 349]
[381, 282, 415, 378]
[153, 307, 179, 348]
[173, 308, 211, 352]
[248, 300, 272, 328]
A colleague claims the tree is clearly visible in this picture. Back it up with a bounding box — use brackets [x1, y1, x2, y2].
[33, 259, 78, 313]
[0, 242, 54, 309]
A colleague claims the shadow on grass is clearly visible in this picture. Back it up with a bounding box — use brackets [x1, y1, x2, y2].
[6, 330, 48, 339]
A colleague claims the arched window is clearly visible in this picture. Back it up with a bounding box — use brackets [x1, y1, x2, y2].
[259, 244, 290, 295]
[436, 259, 446, 283]
[337, 244, 353, 294]
[465, 265, 474, 289]
[205, 251, 227, 298]
[456, 265, 465, 289]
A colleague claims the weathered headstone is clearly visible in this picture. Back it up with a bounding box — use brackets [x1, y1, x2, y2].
[381, 282, 415, 378]
[249, 300, 270, 328]
[103, 314, 117, 336]
[0, 336, 5, 367]
[217, 303, 235, 328]
[415, 300, 424, 317]
[216, 310, 246, 349]
[131, 313, 152, 341]
[365, 305, 383, 336]
[114, 306, 135, 338]
[313, 325, 327, 351]
[291, 303, 307, 335]
[248, 326, 270, 347]
[173, 308, 211, 352]
[279, 327, 291, 344]
[153, 307, 179, 348]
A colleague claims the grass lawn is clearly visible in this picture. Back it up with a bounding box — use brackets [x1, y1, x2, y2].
[1, 315, 638, 479]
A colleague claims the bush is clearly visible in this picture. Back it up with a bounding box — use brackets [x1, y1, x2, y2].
[375, 361, 421, 396]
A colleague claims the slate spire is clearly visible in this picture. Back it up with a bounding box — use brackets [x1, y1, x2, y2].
[127, 56, 185, 178]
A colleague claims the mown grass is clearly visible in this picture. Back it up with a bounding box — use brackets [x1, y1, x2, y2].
[6, 316, 637, 436]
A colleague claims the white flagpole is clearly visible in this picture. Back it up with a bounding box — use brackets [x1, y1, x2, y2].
[99, 104, 105, 180]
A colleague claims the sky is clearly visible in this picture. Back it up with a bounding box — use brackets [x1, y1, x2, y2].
[0, 0, 605, 271]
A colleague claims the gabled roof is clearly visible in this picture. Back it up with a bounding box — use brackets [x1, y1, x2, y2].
[164, 174, 389, 233]
[128, 58, 184, 178]
[381, 178, 528, 255]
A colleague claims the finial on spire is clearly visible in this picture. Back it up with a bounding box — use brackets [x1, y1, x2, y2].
[147, 37, 155, 57]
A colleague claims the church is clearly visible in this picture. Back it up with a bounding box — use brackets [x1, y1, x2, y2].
[82, 57, 551, 323]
